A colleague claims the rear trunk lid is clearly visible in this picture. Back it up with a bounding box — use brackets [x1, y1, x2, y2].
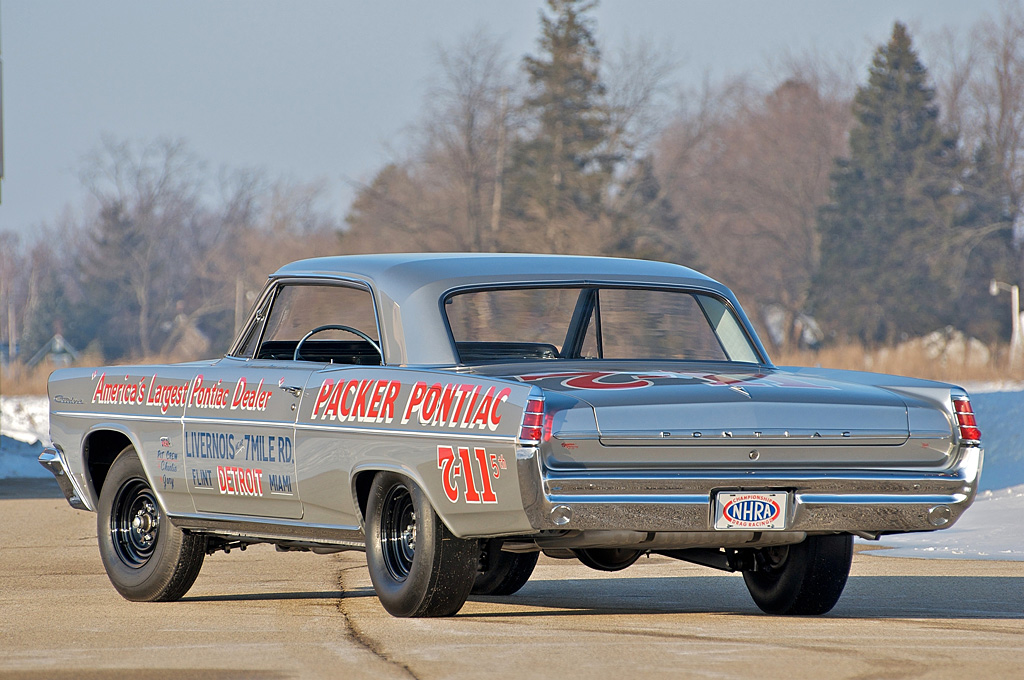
[498, 365, 954, 470]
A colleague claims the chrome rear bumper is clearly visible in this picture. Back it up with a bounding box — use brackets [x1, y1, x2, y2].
[38, 447, 90, 510]
[516, 445, 983, 536]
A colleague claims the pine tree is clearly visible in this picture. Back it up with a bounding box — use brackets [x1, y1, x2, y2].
[813, 23, 960, 344]
[507, 0, 617, 226]
[950, 143, 1017, 342]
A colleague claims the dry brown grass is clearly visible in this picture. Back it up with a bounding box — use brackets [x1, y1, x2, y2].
[0, 350, 107, 397]
[0, 363, 54, 397]
[774, 343, 1024, 384]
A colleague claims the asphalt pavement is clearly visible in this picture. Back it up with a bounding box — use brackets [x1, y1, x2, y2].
[2, 479, 1021, 680]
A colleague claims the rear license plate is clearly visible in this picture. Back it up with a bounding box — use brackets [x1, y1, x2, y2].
[714, 491, 789, 530]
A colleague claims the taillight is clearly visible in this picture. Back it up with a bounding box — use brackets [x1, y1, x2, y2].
[519, 396, 545, 444]
[952, 397, 981, 444]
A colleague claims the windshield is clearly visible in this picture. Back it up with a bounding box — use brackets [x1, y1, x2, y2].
[444, 286, 761, 364]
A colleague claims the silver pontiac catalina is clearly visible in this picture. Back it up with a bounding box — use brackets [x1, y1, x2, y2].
[40, 253, 983, 617]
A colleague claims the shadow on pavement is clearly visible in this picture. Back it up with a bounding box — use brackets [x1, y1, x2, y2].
[182, 590, 343, 603]
[458, 574, 1024, 620]
[181, 574, 1024, 620]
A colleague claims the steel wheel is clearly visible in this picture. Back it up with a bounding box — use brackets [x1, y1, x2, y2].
[379, 483, 416, 581]
[110, 478, 161, 568]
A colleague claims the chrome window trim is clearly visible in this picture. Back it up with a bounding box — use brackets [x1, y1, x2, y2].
[228, 276, 386, 365]
[439, 280, 769, 366]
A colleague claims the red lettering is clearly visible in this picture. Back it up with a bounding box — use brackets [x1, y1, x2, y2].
[472, 387, 495, 428]
[381, 381, 400, 422]
[488, 387, 511, 429]
[339, 380, 359, 419]
[312, 379, 334, 417]
[402, 382, 428, 424]
[421, 383, 442, 423]
[367, 382, 387, 420]
[437, 445, 460, 503]
[474, 447, 498, 503]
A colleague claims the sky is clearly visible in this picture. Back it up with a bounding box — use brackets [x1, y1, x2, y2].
[0, 0, 1014, 241]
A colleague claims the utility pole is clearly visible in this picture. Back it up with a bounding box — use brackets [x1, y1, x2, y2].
[488, 89, 507, 252]
[990, 279, 1022, 371]
[1, 0, 6, 203]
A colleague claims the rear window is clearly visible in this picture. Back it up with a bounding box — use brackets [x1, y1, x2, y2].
[444, 286, 760, 364]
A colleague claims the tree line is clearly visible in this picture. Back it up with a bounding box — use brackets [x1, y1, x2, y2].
[3, 0, 1024, 366]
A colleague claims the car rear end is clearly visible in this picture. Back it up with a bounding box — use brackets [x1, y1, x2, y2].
[508, 369, 982, 550]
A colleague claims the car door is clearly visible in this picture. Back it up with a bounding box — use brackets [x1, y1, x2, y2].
[183, 359, 309, 519]
[183, 279, 383, 521]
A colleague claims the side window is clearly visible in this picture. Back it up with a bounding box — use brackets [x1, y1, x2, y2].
[253, 284, 381, 364]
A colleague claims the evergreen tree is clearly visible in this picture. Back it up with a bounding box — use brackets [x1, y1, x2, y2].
[813, 23, 960, 344]
[950, 142, 1017, 342]
[76, 201, 145, 359]
[507, 0, 617, 226]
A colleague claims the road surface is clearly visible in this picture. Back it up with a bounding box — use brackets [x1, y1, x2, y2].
[2, 479, 1021, 680]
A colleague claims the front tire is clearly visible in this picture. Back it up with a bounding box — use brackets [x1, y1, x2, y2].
[365, 472, 478, 617]
[742, 534, 853, 615]
[97, 447, 206, 601]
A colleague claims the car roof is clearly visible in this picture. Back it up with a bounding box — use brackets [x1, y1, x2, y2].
[274, 253, 718, 295]
[269, 253, 743, 365]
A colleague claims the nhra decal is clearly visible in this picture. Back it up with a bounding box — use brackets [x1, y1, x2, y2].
[517, 370, 838, 391]
[437, 445, 506, 503]
[719, 494, 782, 529]
[309, 379, 512, 431]
[90, 372, 275, 414]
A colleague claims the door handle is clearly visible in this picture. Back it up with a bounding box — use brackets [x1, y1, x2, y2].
[278, 384, 302, 397]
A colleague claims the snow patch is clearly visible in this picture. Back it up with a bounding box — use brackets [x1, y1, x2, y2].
[1, 396, 50, 445]
[0, 396, 50, 480]
[870, 484, 1024, 561]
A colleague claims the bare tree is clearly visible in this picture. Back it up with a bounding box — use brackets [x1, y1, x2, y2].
[347, 30, 516, 254]
[77, 137, 204, 357]
[656, 68, 852, 351]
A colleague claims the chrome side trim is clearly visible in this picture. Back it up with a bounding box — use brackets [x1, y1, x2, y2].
[295, 421, 515, 443]
[38, 447, 91, 511]
[52, 411, 184, 423]
[169, 512, 366, 549]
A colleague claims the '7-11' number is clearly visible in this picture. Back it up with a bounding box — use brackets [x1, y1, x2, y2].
[437, 445, 500, 503]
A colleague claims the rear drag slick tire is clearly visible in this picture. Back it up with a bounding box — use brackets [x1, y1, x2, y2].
[365, 472, 478, 617]
[742, 533, 853, 615]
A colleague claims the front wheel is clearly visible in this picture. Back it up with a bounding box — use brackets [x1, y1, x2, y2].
[365, 472, 478, 617]
[742, 534, 853, 615]
[97, 447, 206, 601]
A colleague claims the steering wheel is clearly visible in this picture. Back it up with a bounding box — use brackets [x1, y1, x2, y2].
[293, 324, 384, 363]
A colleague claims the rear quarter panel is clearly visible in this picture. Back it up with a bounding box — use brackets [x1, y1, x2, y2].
[295, 366, 537, 537]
